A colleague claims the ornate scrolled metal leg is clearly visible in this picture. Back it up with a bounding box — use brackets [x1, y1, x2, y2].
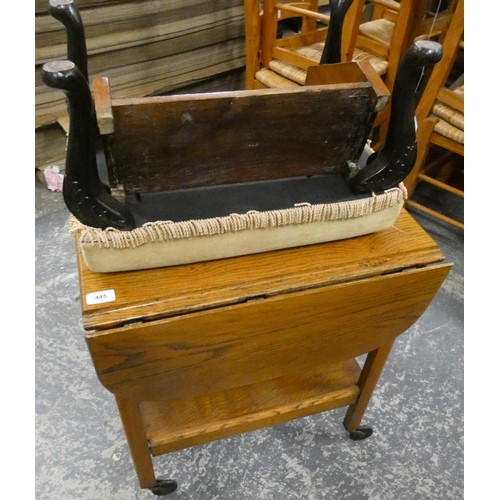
[348, 40, 444, 193]
[42, 61, 135, 230]
[320, 0, 354, 64]
[48, 0, 89, 80]
[48, 0, 111, 187]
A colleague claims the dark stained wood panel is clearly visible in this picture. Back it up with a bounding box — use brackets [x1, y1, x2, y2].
[107, 83, 378, 193]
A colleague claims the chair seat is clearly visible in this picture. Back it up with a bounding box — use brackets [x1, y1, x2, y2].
[432, 84, 464, 144]
[358, 18, 395, 45]
[258, 46, 389, 89]
[352, 48, 388, 75]
[433, 116, 464, 144]
[290, 41, 325, 62]
[267, 41, 325, 85]
[269, 60, 308, 84]
[255, 67, 299, 87]
[432, 103, 464, 131]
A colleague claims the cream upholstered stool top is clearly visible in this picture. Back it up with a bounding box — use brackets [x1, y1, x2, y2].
[69, 184, 406, 272]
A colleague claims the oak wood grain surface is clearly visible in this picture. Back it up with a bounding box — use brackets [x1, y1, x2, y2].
[85, 263, 450, 401]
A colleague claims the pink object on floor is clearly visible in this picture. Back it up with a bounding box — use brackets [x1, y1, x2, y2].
[44, 166, 64, 192]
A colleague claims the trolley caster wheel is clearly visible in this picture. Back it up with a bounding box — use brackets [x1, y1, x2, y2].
[149, 479, 178, 496]
[348, 427, 373, 441]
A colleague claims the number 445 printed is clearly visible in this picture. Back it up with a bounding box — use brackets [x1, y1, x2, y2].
[86, 289, 116, 305]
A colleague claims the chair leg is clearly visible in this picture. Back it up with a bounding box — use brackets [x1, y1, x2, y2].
[244, 0, 262, 89]
[404, 116, 438, 198]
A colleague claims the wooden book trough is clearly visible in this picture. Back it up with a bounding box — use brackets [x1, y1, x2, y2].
[42, 0, 443, 273]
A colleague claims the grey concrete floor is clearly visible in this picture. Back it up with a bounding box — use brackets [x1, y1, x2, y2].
[35, 179, 463, 500]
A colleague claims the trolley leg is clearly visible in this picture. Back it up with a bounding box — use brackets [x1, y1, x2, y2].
[115, 397, 177, 495]
[343, 341, 395, 440]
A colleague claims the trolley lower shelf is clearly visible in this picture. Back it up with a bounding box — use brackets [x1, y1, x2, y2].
[141, 358, 362, 456]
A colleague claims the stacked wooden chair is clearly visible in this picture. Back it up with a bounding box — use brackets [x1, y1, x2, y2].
[404, 0, 464, 229]
[245, 0, 426, 90]
[245, 0, 357, 89]
[354, 1, 461, 91]
[245, 0, 460, 146]
[356, 0, 461, 138]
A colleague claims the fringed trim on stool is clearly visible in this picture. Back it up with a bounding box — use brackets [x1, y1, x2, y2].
[69, 183, 407, 250]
